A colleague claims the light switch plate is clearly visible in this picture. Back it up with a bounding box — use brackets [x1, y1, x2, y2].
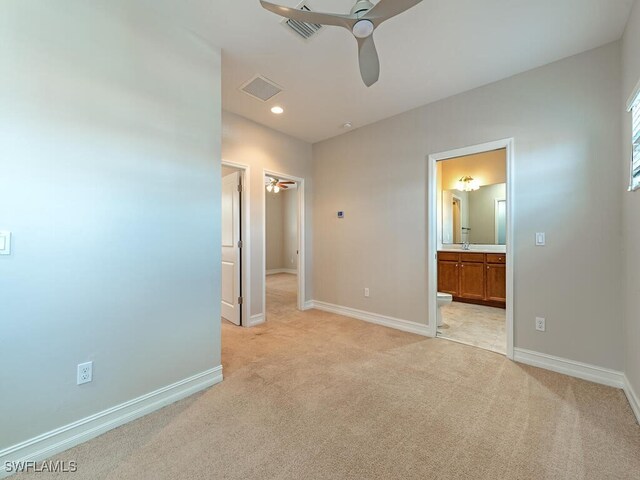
[535, 232, 546, 246]
[0, 231, 11, 255]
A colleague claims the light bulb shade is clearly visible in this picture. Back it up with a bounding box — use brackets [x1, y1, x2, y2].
[273, 186, 280, 193]
[352, 19, 374, 39]
[457, 176, 480, 192]
[267, 184, 273, 192]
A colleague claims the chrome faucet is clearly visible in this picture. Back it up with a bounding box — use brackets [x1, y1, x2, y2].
[463, 241, 471, 250]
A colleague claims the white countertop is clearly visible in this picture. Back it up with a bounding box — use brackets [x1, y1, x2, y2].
[439, 246, 507, 254]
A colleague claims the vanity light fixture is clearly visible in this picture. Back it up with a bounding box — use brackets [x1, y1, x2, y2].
[457, 176, 480, 192]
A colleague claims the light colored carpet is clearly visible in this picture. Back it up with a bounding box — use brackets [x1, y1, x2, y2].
[437, 301, 506, 354]
[15, 274, 640, 479]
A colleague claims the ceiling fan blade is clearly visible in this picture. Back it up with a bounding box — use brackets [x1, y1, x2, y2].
[363, 0, 423, 26]
[279, 181, 295, 184]
[357, 35, 380, 87]
[260, 1, 356, 29]
[277, 185, 289, 189]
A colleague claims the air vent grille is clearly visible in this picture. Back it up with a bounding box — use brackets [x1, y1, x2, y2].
[283, 4, 324, 40]
[239, 75, 283, 102]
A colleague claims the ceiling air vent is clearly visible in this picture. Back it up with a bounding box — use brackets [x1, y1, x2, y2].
[282, 3, 324, 41]
[239, 75, 283, 102]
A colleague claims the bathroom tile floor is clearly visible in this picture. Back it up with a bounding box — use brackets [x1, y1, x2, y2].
[437, 301, 506, 354]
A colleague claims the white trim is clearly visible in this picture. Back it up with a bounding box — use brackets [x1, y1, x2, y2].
[266, 268, 297, 275]
[310, 300, 431, 336]
[626, 76, 640, 112]
[246, 313, 265, 327]
[222, 160, 251, 328]
[263, 169, 306, 319]
[623, 375, 640, 424]
[0, 367, 223, 478]
[427, 139, 515, 359]
[302, 300, 314, 311]
[513, 348, 623, 388]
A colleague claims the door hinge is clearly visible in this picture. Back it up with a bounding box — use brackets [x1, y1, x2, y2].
[238, 240, 243, 248]
[237, 183, 243, 192]
[238, 296, 243, 305]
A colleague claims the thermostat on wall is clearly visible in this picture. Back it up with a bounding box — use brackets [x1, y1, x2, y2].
[0, 231, 11, 255]
[337, 211, 344, 219]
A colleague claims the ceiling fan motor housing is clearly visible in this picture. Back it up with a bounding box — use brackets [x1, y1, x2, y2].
[350, 0, 374, 16]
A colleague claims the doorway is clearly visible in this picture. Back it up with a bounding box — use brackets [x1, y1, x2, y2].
[428, 139, 514, 359]
[262, 170, 305, 320]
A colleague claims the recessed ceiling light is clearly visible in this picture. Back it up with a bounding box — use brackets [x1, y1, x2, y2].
[342, 122, 353, 129]
[271, 106, 284, 115]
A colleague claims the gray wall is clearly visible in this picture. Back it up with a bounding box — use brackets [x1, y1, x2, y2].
[222, 111, 312, 316]
[282, 189, 299, 270]
[266, 189, 298, 271]
[266, 192, 285, 270]
[0, 1, 222, 449]
[313, 42, 623, 370]
[622, 1, 640, 403]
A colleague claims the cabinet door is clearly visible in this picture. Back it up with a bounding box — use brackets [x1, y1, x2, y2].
[459, 262, 485, 300]
[485, 264, 506, 302]
[438, 261, 459, 296]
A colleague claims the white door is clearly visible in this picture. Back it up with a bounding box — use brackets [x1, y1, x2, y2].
[221, 171, 241, 325]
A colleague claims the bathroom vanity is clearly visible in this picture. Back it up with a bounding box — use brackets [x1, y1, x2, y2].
[437, 251, 506, 308]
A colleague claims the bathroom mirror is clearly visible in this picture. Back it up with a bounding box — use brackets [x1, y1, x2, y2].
[442, 183, 506, 245]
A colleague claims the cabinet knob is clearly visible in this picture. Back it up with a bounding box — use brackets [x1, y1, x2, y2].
[487, 266, 490, 269]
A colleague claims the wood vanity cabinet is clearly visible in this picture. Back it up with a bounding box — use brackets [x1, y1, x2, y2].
[437, 252, 460, 296]
[485, 254, 506, 303]
[437, 252, 506, 308]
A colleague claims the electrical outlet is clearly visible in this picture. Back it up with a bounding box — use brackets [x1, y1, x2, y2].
[535, 317, 546, 332]
[364, 288, 370, 298]
[77, 361, 93, 385]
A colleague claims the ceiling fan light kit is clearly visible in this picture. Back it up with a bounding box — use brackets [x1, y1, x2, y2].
[259, 0, 424, 87]
[266, 177, 295, 193]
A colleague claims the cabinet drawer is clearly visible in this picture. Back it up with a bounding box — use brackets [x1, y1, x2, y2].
[438, 252, 460, 261]
[486, 254, 506, 264]
[459, 252, 484, 263]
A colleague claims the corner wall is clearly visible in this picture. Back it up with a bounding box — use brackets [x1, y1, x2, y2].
[222, 111, 313, 316]
[312, 42, 624, 370]
[0, 1, 222, 452]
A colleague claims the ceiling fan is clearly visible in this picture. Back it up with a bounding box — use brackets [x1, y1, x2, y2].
[266, 176, 295, 193]
[259, 0, 424, 87]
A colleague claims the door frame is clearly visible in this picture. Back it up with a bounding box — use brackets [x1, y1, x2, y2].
[222, 160, 251, 327]
[427, 138, 515, 359]
[262, 169, 306, 316]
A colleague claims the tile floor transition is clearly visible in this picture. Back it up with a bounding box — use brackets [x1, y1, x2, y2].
[437, 301, 507, 354]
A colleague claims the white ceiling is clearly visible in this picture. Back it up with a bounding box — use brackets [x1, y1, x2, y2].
[148, 0, 634, 143]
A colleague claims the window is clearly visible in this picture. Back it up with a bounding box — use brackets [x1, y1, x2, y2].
[629, 85, 640, 192]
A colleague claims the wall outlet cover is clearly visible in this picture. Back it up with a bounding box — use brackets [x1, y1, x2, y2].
[535, 317, 546, 332]
[77, 361, 93, 385]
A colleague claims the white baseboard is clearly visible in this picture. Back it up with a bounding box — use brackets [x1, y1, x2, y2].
[513, 348, 624, 388]
[623, 375, 640, 424]
[310, 300, 431, 336]
[246, 313, 265, 327]
[302, 300, 314, 311]
[0, 366, 223, 478]
[266, 269, 297, 276]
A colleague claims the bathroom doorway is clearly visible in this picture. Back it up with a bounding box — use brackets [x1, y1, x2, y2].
[427, 139, 514, 359]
